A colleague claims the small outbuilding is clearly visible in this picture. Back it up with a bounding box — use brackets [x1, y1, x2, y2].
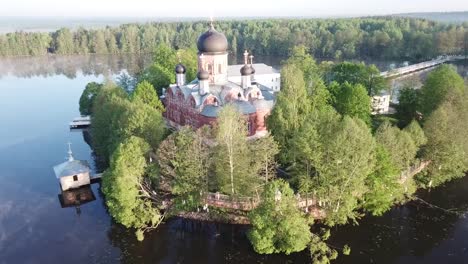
[53, 143, 91, 191]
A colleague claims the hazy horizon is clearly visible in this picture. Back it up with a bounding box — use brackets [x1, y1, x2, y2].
[2, 0, 467, 18]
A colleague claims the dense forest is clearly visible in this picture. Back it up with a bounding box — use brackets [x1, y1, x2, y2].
[0, 17, 466, 60]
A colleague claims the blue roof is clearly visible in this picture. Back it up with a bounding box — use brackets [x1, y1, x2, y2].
[231, 100, 257, 115]
[200, 105, 221, 117]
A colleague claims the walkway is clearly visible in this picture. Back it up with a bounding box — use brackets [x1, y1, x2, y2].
[380, 55, 466, 78]
[200, 160, 431, 220]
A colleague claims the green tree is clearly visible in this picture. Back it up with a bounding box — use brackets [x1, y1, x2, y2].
[102, 136, 161, 240]
[130, 80, 164, 112]
[54, 28, 74, 55]
[250, 135, 280, 183]
[140, 25, 158, 53]
[178, 48, 198, 82]
[79, 82, 102, 115]
[420, 64, 465, 117]
[309, 79, 333, 112]
[330, 81, 371, 125]
[91, 30, 108, 54]
[362, 144, 406, 216]
[74, 28, 89, 54]
[422, 95, 468, 187]
[396, 87, 421, 127]
[139, 44, 197, 95]
[143, 64, 174, 95]
[120, 25, 140, 53]
[403, 120, 427, 148]
[156, 126, 210, 195]
[91, 83, 129, 158]
[309, 229, 339, 264]
[214, 105, 259, 195]
[115, 100, 166, 151]
[327, 62, 387, 95]
[104, 28, 119, 54]
[293, 112, 376, 225]
[375, 121, 418, 171]
[248, 179, 312, 255]
[90, 82, 165, 159]
[267, 64, 311, 164]
[284, 45, 319, 89]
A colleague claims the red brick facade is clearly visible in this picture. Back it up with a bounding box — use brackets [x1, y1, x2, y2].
[162, 85, 270, 137]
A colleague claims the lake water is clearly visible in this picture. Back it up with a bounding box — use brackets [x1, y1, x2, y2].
[0, 54, 467, 264]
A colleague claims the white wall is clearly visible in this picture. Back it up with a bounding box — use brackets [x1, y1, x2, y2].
[60, 172, 90, 191]
[228, 73, 281, 92]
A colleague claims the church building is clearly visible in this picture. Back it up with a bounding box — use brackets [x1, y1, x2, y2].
[162, 23, 279, 137]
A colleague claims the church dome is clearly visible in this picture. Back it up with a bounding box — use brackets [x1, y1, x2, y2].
[240, 65, 253, 76]
[197, 69, 209, 80]
[175, 63, 186, 74]
[197, 25, 228, 53]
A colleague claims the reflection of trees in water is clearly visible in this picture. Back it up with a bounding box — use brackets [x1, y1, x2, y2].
[331, 175, 468, 264]
[107, 217, 308, 264]
[0, 54, 153, 79]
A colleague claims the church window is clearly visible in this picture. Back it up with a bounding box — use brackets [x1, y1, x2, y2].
[218, 64, 222, 74]
[73, 175, 78, 181]
[208, 64, 213, 74]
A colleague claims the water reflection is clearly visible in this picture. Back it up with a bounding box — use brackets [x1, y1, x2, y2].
[331, 175, 468, 264]
[106, 218, 307, 264]
[0, 53, 153, 79]
[58, 185, 96, 212]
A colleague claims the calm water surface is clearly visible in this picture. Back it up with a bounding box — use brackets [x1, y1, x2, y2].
[0, 55, 467, 264]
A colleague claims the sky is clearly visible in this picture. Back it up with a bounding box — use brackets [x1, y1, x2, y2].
[1, 0, 467, 18]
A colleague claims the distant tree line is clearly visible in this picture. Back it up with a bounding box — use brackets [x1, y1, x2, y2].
[0, 17, 466, 60]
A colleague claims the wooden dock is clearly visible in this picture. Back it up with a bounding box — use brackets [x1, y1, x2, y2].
[70, 116, 91, 129]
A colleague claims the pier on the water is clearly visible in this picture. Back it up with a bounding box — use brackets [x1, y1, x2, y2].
[380, 55, 466, 78]
[70, 115, 91, 128]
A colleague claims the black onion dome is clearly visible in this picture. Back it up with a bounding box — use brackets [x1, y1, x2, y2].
[197, 26, 228, 53]
[175, 64, 186, 74]
[197, 70, 209, 80]
[240, 65, 253, 76]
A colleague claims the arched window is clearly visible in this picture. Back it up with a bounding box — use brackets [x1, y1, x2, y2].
[218, 64, 222, 74]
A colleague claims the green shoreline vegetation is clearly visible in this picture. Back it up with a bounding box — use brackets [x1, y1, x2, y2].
[1, 17, 467, 61]
[79, 41, 467, 263]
